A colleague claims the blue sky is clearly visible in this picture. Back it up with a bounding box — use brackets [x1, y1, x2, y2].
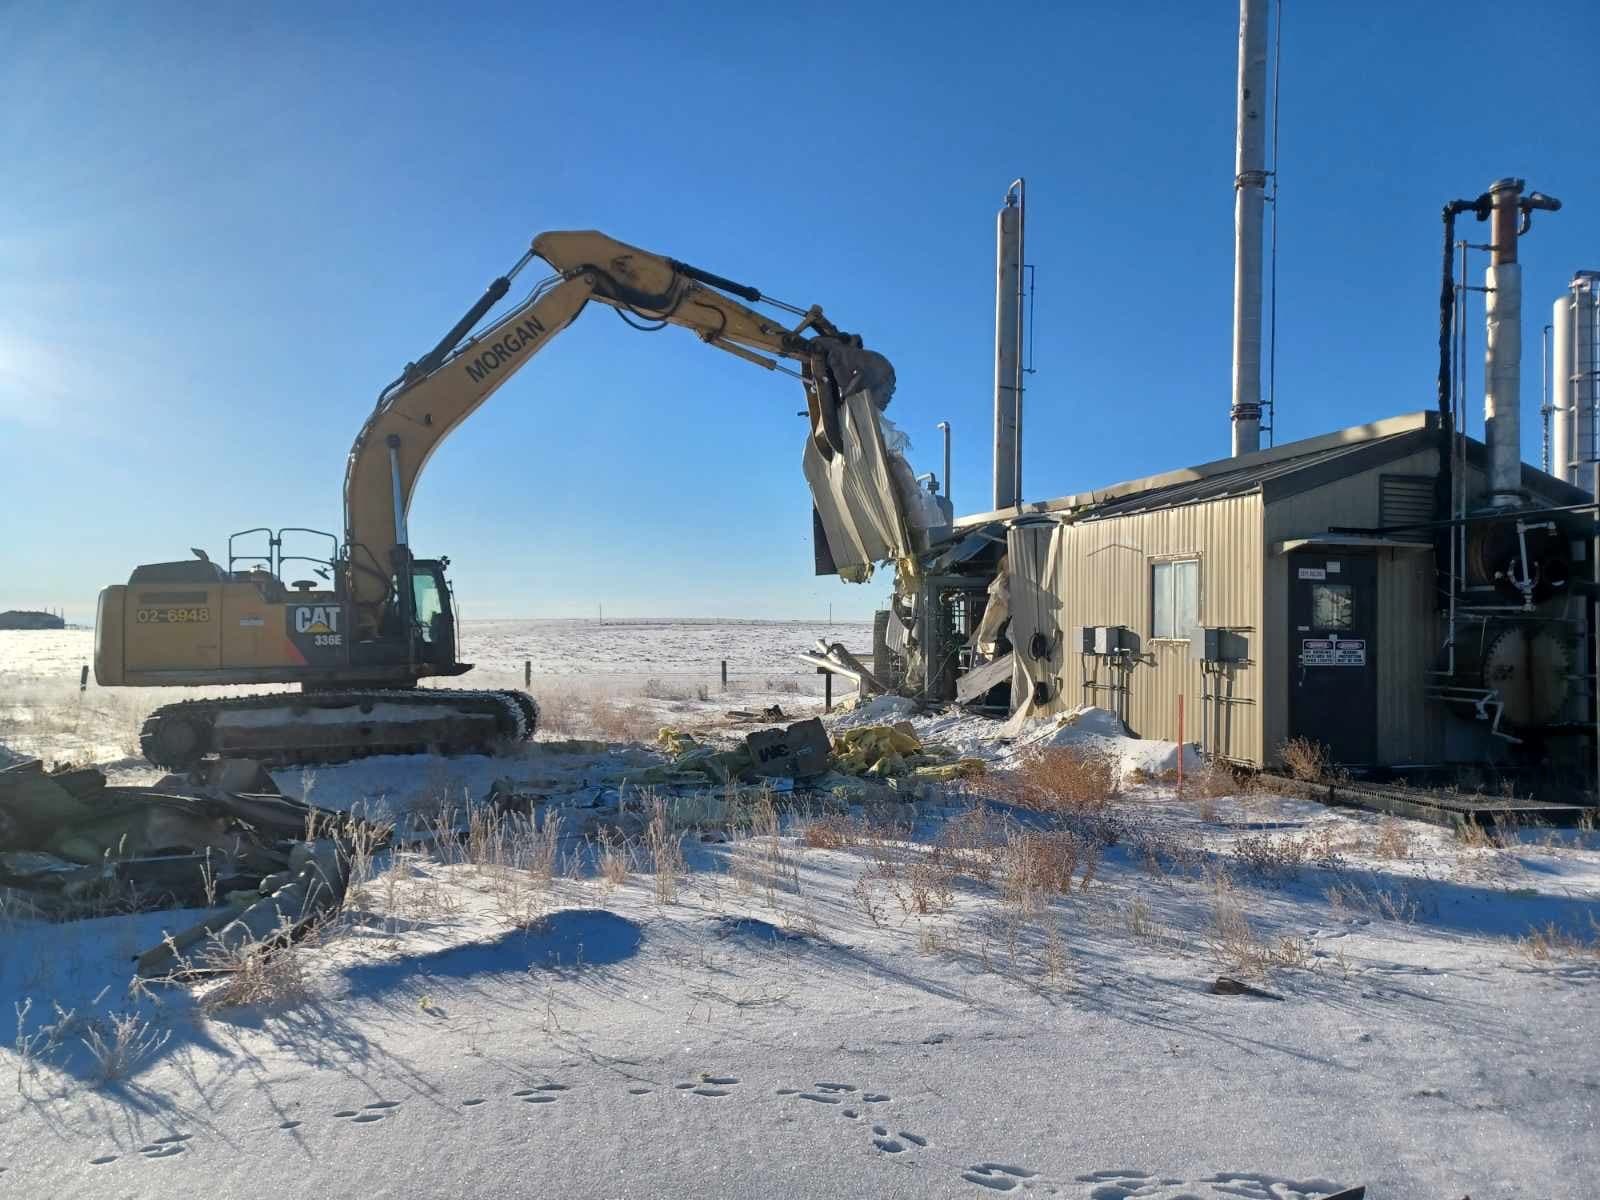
[3, 1, 1597, 624]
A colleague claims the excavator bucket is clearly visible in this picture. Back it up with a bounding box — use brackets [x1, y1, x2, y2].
[803, 344, 945, 582]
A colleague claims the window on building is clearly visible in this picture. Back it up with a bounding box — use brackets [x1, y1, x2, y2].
[1310, 582, 1354, 630]
[1152, 559, 1199, 640]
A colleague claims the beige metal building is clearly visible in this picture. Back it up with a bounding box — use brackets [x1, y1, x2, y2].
[978, 411, 1588, 768]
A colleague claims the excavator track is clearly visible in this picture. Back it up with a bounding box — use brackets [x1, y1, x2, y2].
[138, 688, 538, 770]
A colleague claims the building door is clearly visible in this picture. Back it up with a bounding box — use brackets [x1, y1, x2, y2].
[1288, 552, 1378, 765]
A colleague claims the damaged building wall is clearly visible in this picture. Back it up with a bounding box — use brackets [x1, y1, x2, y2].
[1008, 494, 1264, 763]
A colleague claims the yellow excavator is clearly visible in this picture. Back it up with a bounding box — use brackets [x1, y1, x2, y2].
[95, 231, 892, 768]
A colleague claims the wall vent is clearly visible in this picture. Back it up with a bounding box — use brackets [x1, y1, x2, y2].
[1379, 474, 1434, 533]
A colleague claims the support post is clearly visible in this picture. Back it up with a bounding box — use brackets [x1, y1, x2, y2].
[721, 660, 728, 690]
[1177, 692, 1185, 797]
[524, 660, 531, 688]
[1592, 462, 1599, 803]
[79, 664, 88, 693]
[824, 671, 833, 713]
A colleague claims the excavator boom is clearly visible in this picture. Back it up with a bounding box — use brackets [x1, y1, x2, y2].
[343, 230, 871, 636]
[98, 228, 893, 770]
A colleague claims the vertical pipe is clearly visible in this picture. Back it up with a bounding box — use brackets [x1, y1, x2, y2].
[1592, 461, 1599, 801]
[1484, 179, 1524, 507]
[1230, 0, 1268, 456]
[1540, 323, 1552, 473]
[993, 181, 1025, 509]
[1554, 295, 1575, 483]
[1576, 278, 1600, 483]
[937, 421, 952, 505]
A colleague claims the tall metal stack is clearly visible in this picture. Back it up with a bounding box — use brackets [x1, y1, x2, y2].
[1229, 0, 1269, 456]
[992, 180, 1026, 510]
[1482, 179, 1526, 506]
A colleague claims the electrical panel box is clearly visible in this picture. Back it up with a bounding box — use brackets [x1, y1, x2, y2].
[1077, 626, 1096, 654]
[1078, 625, 1130, 655]
[1193, 627, 1249, 663]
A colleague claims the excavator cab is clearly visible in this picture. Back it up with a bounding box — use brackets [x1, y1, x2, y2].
[404, 559, 459, 670]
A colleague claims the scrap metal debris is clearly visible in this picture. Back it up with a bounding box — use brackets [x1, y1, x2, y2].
[0, 757, 374, 969]
[798, 639, 890, 695]
[631, 715, 982, 796]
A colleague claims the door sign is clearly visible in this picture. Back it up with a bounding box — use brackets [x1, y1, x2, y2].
[1302, 638, 1335, 666]
[1333, 638, 1366, 666]
[1297, 567, 1326, 580]
[1302, 637, 1365, 667]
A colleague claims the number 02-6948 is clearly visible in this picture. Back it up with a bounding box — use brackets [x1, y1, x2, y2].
[135, 607, 211, 624]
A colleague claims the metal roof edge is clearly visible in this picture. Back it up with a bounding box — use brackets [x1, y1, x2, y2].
[952, 411, 1437, 529]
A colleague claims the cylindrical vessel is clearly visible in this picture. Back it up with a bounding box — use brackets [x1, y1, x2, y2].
[1553, 293, 1574, 483]
[1575, 284, 1600, 477]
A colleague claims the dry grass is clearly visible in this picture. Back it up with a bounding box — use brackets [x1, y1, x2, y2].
[1370, 818, 1414, 860]
[730, 793, 800, 903]
[1206, 874, 1312, 977]
[595, 829, 633, 890]
[1516, 918, 1600, 964]
[1231, 832, 1313, 876]
[80, 1010, 172, 1083]
[644, 794, 685, 903]
[800, 812, 866, 850]
[999, 827, 1101, 914]
[196, 919, 317, 1012]
[642, 677, 711, 702]
[1001, 746, 1123, 814]
[1278, 737, 1329, 782]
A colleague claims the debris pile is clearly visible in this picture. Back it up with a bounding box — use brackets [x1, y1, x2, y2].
[830, 722, 984, 783]
[0, 757, 370, 966]
[629, 714, 982, 796]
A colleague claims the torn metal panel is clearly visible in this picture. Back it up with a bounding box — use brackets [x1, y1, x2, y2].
[955, 651, 1014, 705]
[1007, 521, 1067, 718]
[803, 388, 916, 581]
[970, 552, 1011, 655]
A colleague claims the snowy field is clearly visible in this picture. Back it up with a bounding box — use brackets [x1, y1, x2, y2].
[3, 625, 1600, 1198]
[0, 621, 867, 776]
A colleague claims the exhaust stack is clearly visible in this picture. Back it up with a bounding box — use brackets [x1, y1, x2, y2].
[992, 180, 1025, 510]
[1553, 272, 1600, 488]
[1483, 179, 1561, 506]
[1229, 0, 1268, 456]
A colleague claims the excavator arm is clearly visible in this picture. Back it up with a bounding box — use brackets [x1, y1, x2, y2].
[342, 230, 890, 635]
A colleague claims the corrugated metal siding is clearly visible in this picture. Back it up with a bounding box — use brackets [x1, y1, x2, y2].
[1008, 495, 1264, 763]
[1377, 547, 1441, 762]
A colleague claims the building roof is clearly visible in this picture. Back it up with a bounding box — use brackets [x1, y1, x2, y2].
[952, 410, 1590, 529]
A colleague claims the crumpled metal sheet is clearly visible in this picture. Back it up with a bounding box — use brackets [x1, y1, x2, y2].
[803, 388, 915, 581]
[1007, 521, 1068, 719]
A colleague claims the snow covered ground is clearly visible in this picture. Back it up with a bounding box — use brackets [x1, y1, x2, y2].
[3, 624, 1599, 1198]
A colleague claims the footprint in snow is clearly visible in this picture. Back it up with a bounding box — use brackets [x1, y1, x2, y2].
[512, 1083, 568, 1104]
[1073, 1168, 1186, 1199]
[869, 1124, 927, 1156]
[139, 1133, 195, 1159]
[462, 1098, 487, 1107]
[962, 1162, 1039, 1192]
[335, 1101, 400, 1123]
[89, 1155, 119, 1166]
[279, 1121, 303, 1130]
[675, 1074, 740, 1097]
